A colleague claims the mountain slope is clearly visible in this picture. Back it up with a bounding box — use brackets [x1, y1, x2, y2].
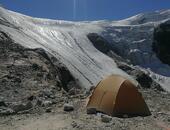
[0, 7, 135, 89]
[0, 7, 170, 91]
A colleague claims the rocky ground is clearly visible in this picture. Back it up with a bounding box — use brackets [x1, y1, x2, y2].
[0, 88, 169, 130]
[0, 31, 170, 130]
[0, 31, 80, 115]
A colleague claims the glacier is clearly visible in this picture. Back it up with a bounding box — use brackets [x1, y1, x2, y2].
[0, 7, 170, 91]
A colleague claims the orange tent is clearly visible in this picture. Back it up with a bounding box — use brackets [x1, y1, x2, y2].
[86, 75, 151, 116]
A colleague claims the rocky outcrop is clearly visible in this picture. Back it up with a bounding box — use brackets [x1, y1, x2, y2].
[0, 31, 79, 114]
[153, 20, 170, 65]
[101, 114, 112, 123]
[87, 33, 112, 54]
[116, 62, 164, 91]
[87, 33, 164, 91]
[87, 33, 130, 63]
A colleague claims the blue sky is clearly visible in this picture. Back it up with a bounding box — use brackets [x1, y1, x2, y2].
[1, 0, 170, 21]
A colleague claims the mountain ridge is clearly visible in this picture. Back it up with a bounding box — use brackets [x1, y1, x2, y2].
[0, 7, 170, 91]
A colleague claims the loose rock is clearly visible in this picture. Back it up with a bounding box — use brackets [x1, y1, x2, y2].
[11, 101, 33, 113]
[63, 103, 74, 112]
[0, 101, 7, 107]
[46, 107, 52, 113]
[42, 89, 53, 98]
[101, 114, 112, 123]
[71, 121, 78, 128]
[130, 70, 152, 88]
[27, 95, 36, 101]
[41, 100, 52, 107]
[87, 108, 97, 114]
[0, 107, 14, 115]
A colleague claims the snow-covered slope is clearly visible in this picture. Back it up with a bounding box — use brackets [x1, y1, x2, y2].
[118, 9, 170, 25]
[0, 7, 135, 89]
[0, 7, 170, 91]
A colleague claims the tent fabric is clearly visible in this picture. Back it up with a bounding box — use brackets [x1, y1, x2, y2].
[86, 75, 151, 116]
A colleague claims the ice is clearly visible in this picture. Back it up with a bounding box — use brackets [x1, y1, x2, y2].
[0, 7, 170, 91]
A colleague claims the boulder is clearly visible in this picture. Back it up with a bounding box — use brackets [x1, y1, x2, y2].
[130, 70, 152, 88]
[63, 103, 74, 112]
[11, 101, 33, 113]
[87, 108, 97, 114]
[116, 61, 164, 90]
[101, 114, 112, 123]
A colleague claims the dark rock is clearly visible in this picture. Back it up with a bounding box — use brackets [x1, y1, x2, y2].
[87, 108, 97, 114]
[167, 118, 170, 122]
[58, 66, 77, 91]
[130, 70, 152, 88]
[11, 101, 33, 113]
[87, 33, 131, 64]
[45, 107, 52, 113]
[101, 114, 112, 123]
[0, 107, 14, 115]
[27, 95, 36, 101]
[71, 121, 78, 128]
[0, 101, 7, 107]
[51, 99, 57, 104]
[87, 33, 112, 54]
[116, 61, 164, 91]
[36, 99, 43, 106]
[153, 20, 170, 65]
[150, 81, 164, 91]
[32, 63, 40, 70]
[63, 103, 74, 112]
[116, 62, 134, 73]
[13, 77, 21, 83]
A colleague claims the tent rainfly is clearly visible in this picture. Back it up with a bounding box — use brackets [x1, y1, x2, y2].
[86, 75, 151, 116]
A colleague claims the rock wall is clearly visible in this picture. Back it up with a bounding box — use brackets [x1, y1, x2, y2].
[0, 31, 78, 103]
[153, 20, 170, 66]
